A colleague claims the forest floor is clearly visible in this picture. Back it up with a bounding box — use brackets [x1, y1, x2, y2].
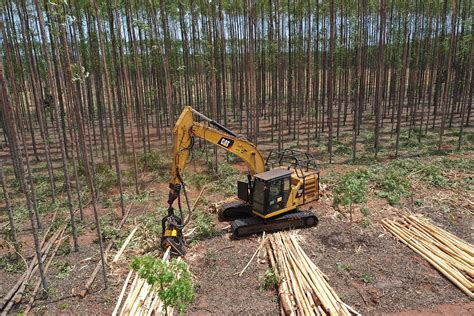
[0, 121, 473, 315]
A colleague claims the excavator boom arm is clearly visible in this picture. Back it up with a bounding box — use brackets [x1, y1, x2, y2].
[169, 106, 265, 188]
[162, 106, 266, 255]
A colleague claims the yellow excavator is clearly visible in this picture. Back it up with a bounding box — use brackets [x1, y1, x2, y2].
[161, 106, 320, 255]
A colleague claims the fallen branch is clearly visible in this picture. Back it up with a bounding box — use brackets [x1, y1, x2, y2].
[112, 270, 133, 316]
[238, 232, 267, 277]
[113, 226, 139, 263]
[183, 185, 207, 225]
[0, 213, 64, 313]
[1, 224, 66, 315]
[24, 228, 68, 315]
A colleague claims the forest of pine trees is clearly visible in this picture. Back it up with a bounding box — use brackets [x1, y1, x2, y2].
[0, 0, 472, 304]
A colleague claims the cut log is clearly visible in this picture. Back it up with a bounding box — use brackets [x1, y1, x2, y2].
[267, 231, 357, 315]
[383, 215, 473, 298]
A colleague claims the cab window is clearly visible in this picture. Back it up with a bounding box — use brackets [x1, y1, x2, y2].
[252, 179, 266, 213]
[268, 179, 283, 213]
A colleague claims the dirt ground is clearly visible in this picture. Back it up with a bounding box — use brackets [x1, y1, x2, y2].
[1, 118, 473, 315]
[187, 235, 279, 315]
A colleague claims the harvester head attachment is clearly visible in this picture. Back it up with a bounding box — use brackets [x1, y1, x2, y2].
[161, 209, 186, 257]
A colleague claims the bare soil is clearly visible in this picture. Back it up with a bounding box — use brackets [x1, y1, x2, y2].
[386, 301, 474, 316]
[187, 234, 279, 315]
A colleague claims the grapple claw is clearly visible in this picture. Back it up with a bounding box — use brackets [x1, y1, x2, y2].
[161, 208, 186, 256]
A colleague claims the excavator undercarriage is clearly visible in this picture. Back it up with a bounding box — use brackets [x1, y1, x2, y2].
[215, 198, 318, 239]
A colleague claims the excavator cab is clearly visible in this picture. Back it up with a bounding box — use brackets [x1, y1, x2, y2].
[250, 169, 292, 218]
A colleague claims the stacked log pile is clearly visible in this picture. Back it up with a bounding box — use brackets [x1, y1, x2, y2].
[266, 232, 359, 316]
[382, 215, 473, 298]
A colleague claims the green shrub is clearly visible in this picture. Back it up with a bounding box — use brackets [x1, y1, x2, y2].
[333, 171, 368, 209]
[335, 143, 352, 155]
[374, 165, 410, 205]
[414, 199, 424, 207]
[257, 268, 279, 291]
[53, 261, 72, 279]
[333, 171, 368, 245]
[131, 256, 194, 312]
[12, 204, 29, 222]
[189, 212, 219, 243]
[0, 253, 26, 273]
[97, 215, 124, 241]
[205, 161, 244, 197]
[361, 217, 371, 228]
[187, 173, 211, 189]
[226, 152, 241, 164]
[134, 207, 167, 236]
[138, 151, 170, 181]
[95, 163, 117, 192]
[436, 157, 474, 173]
[360, 207, 369, 217]
[360, 273, 373, 284]
[420, 164, 449, 187]
[336, 262, 352, 271]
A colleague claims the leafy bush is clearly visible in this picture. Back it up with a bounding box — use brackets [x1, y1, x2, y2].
[187, 173, 212, 189]
[0, 253, 26, 273]
[335, 143, 352, 155]
[226, 152, 241, 164]
[361, 217, 371, 228]
[12, 204, 29, 222]
[258, 268, 279, 291]
[98, 215, 124, 241]
[333, 171, 368, 245]
[336, 262, 352, 271]
[360, 273, 373, 284]
[134, 206, 167, 236]
[373, 165, 410, 205]
[332, 171, 368, 209]
[95, 163, 117, 192]
[131, 256, 194, 312]
[207, 162, 245, 197]
[189, 212, 220, 243]
[138, 151, 170, 181]
[436, 157, 474, 173]
[420, 164, 449, 187]
[53, 260, 72, 279]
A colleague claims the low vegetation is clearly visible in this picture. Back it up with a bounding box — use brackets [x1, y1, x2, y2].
[131, 256, 194, 313]
[189, 212, 220, 244]
[138, 151, 171, 181]
[333, 171, 368, 245]
[95, 163, 118, 193]
[257, 268, 279, 292]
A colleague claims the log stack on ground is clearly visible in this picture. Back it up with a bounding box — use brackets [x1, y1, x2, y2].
[266, 232, 359, 316]
[382, 215, 473, 298]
